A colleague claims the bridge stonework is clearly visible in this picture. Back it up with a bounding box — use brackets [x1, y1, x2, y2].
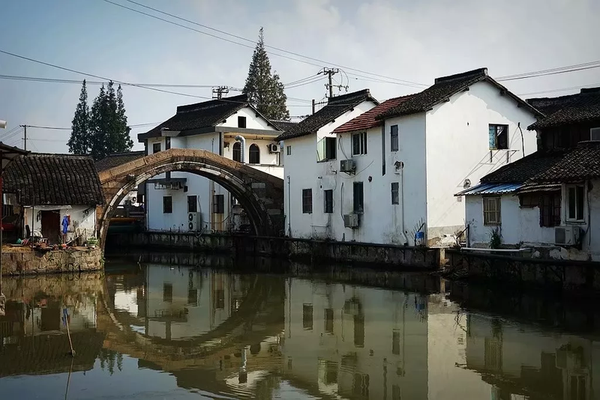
[97, 148, 284, 248]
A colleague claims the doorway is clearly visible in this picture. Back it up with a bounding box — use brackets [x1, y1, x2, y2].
[40, 211, 60, 243]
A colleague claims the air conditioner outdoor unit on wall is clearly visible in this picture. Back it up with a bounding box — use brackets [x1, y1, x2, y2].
[268, 143, 280, 153]
[188, 212, 202, 231]
[554, 226, 578, 246]
[343, 214, 359, 229]
[340, 159, 356, 174]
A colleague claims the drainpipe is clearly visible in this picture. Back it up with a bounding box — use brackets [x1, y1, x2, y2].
[400, 163, 409, 246]
[287, 175, 292, 237]
[235, 135, 246, 163]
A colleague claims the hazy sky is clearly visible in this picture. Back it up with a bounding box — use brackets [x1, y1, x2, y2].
[1, 0, 599, 153]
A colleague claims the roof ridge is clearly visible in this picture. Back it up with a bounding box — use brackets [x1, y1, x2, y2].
[434, 68, 488, 84]
[176, 94, 248, 114]
[327, 89, 371, 105]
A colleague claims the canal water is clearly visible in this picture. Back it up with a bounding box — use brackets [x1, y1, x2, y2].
[0, 255, 598, 400]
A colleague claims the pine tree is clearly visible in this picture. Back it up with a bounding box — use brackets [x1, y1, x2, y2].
[67, 80, 90, 154]
[243, 28, 289, 121]
[87, 81, 133, 160]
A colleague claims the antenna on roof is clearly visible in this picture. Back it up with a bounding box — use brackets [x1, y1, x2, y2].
[212, 86, 229, 99]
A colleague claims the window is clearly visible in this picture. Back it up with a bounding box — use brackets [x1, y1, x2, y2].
[567, 184, 585, 221]
[165, 137, 171, 150]
[519, 193, 538, 208]
[352, 132, 367, 155]
[163, 196, 172, 214]
[353, 182, 364, 214]
[213, 194, 225, 214]
[392, 330, 400, 355]
[540, 192, 561, 227]
[286, 145, 291, 156]
[324, 308, 334, 334]
[391, 182, 399, 205]
[390, 125, 399, 152]
[232, 142, 241, 162]
[163, 283, 173, 302]
[489, 124, 509, 150]
[249, 143, 260, 164]
[303, 304, 313, 330]
[483, 197, 501, 225]
[317, 137, 337, 161]
[187, 195, 197, 213]
[324, 189, 333, 213]
[302, 189, 312, 214]
[591, 127, 600, 141]
[187, 289, 198, 306]
[153, 142, 161, 153]
[238, 116, 247, 128]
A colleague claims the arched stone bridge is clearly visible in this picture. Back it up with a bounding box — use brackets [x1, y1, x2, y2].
[97, 148, 284, 248]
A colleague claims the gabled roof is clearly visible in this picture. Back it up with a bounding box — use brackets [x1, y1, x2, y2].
[377, 68, 541, 120]
[270, 120, 299, 136]
[479, 151, 568, 184]
[95, 150, 145, 171]
[527, 88, 600, 130]
[333, 95, 414, 134]
[3, 153, 104, 206]
[139, 94, 277, 141]
[529, 141, 600, 183]
[276, 89, 379, 141]
[0, 142, 29, 169]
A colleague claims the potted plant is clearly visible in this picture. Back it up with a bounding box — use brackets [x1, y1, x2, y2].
[86, 237, 99, 249]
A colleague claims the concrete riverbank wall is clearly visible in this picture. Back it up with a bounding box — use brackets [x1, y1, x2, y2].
[1, 247, 103, 276]
[105, 231, 440, 269]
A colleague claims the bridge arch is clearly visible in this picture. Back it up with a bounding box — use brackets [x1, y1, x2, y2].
[97, 149, 284, 248]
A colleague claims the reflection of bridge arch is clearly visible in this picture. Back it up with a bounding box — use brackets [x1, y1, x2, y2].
[99, 270, 285, 366]
[97, 148, 284, 248]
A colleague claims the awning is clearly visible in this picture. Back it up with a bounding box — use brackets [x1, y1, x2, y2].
[455, 183, 522, 196]
[516, 183, 562, 194]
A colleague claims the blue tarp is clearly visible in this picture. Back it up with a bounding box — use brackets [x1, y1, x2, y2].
[455, 182, 522, 196]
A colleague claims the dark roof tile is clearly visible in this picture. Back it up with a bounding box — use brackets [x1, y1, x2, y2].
[3, 153, 104, 206]
[270, 120, 299, 136]
[480, 151, 568, 184]
[276, 89, 378, 141]
[530, 141, 600, 183]
[527, 88, 600, 130]
[377, 68, 540, 120]
[139, 94, 249, 140]
[95, 151, 145, 171]
[333, 95, 414, 134]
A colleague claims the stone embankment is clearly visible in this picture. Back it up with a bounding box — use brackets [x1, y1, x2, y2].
[1, 246, 103, 276]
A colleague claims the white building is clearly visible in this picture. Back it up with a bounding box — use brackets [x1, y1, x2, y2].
[282, 68, 539, 245]
[458, 88, 600, 261]
[282, 278, 429, 400]
[138, 94, 287, 233]
[276, 89, 379, 239]
[3, 153, 104, 244]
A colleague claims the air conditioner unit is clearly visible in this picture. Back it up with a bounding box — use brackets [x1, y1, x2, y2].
[340, 159, 356, 174]
[555, 226, 578, 246]
[268, 143, 281, 153]
[188, 212, 202, 231]
[343, 214, 360, 229]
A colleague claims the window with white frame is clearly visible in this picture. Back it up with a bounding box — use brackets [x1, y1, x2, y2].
[352, 132, 367, 155]
[566, 184, 585, 222]
[483, 197, 501, 225]
[591, 127, 600, 141]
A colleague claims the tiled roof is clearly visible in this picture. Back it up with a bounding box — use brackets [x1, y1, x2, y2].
[479, 151, 568, 184]
[276, 89, 378, 141]
[270, 120, 299, 136]
[139, 94, 250, 140]
[377, 68, 540, 120]
[333, 95, 414, 134]
[527, 88, 600, 130]
[3, 153, 105, 206]
[95, 151, 145, 171]
[530, 141, 600, 183]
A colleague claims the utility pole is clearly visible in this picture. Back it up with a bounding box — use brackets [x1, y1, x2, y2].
[319, 68, 348, 98]
[19, 125, 27, 151]
[212, 86, 230, 99]
[312, 99, 315, 115]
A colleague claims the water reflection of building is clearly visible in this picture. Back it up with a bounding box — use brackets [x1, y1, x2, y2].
[0, 276, 103, 377]
[466, 314, 600, 400]
[282, 278, 429, 399]
[110, 264, 249, 341]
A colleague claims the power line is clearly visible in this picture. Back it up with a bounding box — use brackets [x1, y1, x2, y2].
[103, 0, 427, 88]
[497, 60, 600, 82]
[518, 83, 600, 97]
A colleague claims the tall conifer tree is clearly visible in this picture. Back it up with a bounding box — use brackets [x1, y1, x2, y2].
[68, 80, 90, 154]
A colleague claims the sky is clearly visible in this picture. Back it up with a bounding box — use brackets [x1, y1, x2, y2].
[1, 0, 599, 154]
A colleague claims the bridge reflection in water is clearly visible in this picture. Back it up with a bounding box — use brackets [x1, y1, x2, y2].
[0, 261, 600, 399]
